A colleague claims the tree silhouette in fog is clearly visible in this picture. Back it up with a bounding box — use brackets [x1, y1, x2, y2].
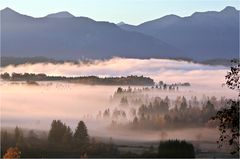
[1, 120, 121, 158]
[158, 140, 195, 158]
[14, 127, 24, 148]
[202, 100, 216, 122]
[48, 120, 68, 145]
[180, 96, 187, 112]
[74, 121, 89, 148]
[62, 126, 73, 148]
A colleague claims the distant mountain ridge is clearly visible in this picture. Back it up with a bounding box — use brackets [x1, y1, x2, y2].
[1, 6, 239, 61]
[1, 7, 179, 60]
[119, 6, 239, 60]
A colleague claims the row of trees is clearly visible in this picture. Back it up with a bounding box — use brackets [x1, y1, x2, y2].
[1, 73, 154, 86]
[127, 99, 217, 130]
[113, 86, 227, 111]
[1, 120, 118, 158]
[48, 120, 89, 149]
[1, 122, 196, 158]
[114, 81, 191, 95]
[2, 120, 89, 151]
[114, 85, 181, 95]
[101, 94, 224, 130]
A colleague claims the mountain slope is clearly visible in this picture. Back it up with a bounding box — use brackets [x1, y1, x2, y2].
[120, 6, 239, 60]
[2, 7, 238, 60]
[1, 8, 179, 60]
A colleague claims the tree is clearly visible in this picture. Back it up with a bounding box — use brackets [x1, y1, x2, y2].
[225, 59, 240, 96]
[163, 84, 167, 90]
[48, 120, 67, 145]
[213, 101, 239, 153]
[212, 59, 240, 154]
[1, 131, 12, 150]
[1, 72, 10, 80]
[202, 101, 215, 122]
[73, 121, 89, 147]
[133, 116, 139, 126]
[179, 96, 187, 112]
[103, 109, 110, 118]
[14, 126, 24, 147]
[62, 126, 73, 148]
[164, 96, 170, 106]
[116, 87, 123, 94]
[158, 140, 195, 158]
[120, 96, 129, 106]
[159, 99, 169, 114]
[28, 130, 38, 140]
[27, 130, 39, 146]
[159, 81, 164, 86]
[3, 147, 21, 159]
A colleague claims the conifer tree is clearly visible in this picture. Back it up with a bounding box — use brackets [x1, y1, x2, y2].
[73, 121, 89, 147]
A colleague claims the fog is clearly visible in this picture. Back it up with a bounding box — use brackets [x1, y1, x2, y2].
[1, 83, 114, 128]
[0, 58, 236, 142]
[1, 57, 229, 88]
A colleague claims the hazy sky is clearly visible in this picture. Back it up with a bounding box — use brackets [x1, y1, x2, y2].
[1, 0, 239, 24]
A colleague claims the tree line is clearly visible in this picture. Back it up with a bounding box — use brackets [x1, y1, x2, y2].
[99, 93, 227, 130]
[129, 97, 218, 130]
[1, 72, 154, 86]
[1, 120, 118, 158]
[1, 119, 197, 158]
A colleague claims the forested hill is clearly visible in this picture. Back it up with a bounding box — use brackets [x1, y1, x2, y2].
[0, 73, 154, 86]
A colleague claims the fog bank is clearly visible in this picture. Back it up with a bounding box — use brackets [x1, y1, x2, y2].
[1, 58, 228, 88]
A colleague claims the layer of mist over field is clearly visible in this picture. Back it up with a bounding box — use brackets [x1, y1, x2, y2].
[1, 58, 229, 87]
[0, 58, 236, 144]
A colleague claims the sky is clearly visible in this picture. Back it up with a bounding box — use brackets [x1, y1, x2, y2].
[0, 0, 239, 25]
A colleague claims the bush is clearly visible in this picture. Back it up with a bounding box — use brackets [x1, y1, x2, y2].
[158, 140, 195, 158]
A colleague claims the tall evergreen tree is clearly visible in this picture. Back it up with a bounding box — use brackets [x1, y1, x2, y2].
[27, 130, 39, 146]
[180, 96, 187, 112]
[73, 121, 89, 147]
[1, 130, 10, 150]
[62, 126, 73, 147]
[202, 100, 216, 123]
[48, 120, 67, 145]
[14, 126, 24, 147]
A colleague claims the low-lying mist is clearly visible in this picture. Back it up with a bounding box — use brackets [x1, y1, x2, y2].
[1, 82, 235, 140]
[0, 58, 236, 142]
[1, 57, 229, 88]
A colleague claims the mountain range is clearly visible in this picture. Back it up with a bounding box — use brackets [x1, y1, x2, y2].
[1, 6, 239, 61]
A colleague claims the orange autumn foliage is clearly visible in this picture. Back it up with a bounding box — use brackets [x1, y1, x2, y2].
[3, 147, 21, 159]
